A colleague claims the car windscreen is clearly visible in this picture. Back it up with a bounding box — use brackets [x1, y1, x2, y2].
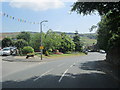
[3, 48, 10, 51]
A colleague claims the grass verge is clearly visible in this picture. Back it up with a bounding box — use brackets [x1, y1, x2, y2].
[35, 52, 86, 59]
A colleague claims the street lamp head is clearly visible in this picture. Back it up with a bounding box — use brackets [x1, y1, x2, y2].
[40, 20, 48, 24]
[44, 20, 48, 22]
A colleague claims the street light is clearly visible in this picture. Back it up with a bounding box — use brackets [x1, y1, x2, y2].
[40, 20, 48, 60]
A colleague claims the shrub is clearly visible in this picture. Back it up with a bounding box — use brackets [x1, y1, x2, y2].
[66, 51, 72, 54]
[45, 51, 49, 56]
[48, 49, 53, 55]
[22, 46, 34, 55]
[27, 53, 34, 55]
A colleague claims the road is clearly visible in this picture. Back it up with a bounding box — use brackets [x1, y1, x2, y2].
[2, 52, 119, 88]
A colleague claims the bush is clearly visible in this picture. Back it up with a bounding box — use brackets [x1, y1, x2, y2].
[27, 53, 34, 55]
[66, 51, 72, 54]
[48, 49, 53, 55]
[22, 46, 34, 55]
[45, 51, 49, 56]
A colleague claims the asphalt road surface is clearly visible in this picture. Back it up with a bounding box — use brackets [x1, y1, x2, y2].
[2, 52, 119, 88]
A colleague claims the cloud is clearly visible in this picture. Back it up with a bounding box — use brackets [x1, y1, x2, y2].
[5, 0, 64, 11]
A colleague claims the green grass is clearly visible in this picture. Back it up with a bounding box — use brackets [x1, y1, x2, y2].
[35, 52, 85, 59]
[38, 52, 86, 59]
[81, 37, 97, 46]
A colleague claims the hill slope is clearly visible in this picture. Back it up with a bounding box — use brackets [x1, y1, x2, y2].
[0, 32, 97, 46]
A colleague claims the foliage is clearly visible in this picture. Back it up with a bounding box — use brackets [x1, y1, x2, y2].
[18, 48, 23, 56]
[16, 31, 31, 43]
[59, 33, 75, 53]
[73, 31, 83, 52]
[45, 51, 49, 56]
[27, 53, 34, 55]
[43, 30, 62, 52]
[29, 33, 42, 51]
[71, 2, 120, 16]
[14, 39, 28, 49]
[2, 37, 13, 48]
[66, 51, 72, 54]
[22, 46, 34, 55]
[97, 15, 120, 51]
[71, 2, 120, 51]
[89, 25, 97, 32]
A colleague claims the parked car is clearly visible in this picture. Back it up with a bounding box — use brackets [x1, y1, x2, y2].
[2, 47, 17, 56]
[82, 49, 88, 55]
[99, 50, 106, 54]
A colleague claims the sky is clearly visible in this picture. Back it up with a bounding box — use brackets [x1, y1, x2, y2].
[0, 0, 101, 34]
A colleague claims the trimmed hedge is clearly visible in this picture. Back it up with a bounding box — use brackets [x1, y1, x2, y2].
[22, 46, 34, 55]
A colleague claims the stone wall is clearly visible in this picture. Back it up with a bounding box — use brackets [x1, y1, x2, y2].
[106, 47, 120, 67]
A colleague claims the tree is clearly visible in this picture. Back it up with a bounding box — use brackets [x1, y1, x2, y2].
[29, 30, 75, 54]
[14, 39, 28, 49]
[71, 2, 120, 16]
[43, 30, 62, 53]
[16, 31, 31, 43]
[2, 37, 13, 48]
[29, 33, 42, 51]
[71, 2, 120, 65]
[73, 31, 83, 52]
[60, 33, 75, 53]
[89, 25, 97, 32]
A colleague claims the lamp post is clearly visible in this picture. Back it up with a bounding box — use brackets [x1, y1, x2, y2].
[40, 20, 48, 60]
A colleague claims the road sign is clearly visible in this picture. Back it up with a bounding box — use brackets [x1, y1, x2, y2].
[40, 46, 44, 49]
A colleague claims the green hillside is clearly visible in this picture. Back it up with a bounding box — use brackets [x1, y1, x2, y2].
[1, 32, 97, 46]
[81, 36, 97, 46]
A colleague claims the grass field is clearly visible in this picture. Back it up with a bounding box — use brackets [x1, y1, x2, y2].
[81, 37, 97, 46]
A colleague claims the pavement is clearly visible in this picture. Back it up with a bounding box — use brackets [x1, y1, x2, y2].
[102, 60, 120, 83]
[1, 53, 120, 86]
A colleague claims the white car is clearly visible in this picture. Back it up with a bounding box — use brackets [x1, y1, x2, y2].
[2, 47, 17, 56]
[2, 48, 11, 55]
[99, 50, 106, 53]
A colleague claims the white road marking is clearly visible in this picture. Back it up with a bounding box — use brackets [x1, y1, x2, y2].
[38, 62, 46, 65]
[58, 62, 76, 82]
[58, 69, 68, 83]
[74, 62, 76, 65]
[57, 63, 64, 67]
[70, 65, 73, 68]
[33, 68, 53, 81]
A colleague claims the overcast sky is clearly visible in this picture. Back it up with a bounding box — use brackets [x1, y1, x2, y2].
[0, 0, 101, 34]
